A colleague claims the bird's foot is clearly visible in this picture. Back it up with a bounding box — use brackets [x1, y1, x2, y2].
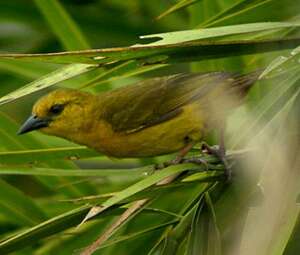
[154, 155, 209, 171]
[201, 142, 231, 181]
[154, 143, 195, 170]
[181, 157, 209, 170]
[154, 157, 184, 170]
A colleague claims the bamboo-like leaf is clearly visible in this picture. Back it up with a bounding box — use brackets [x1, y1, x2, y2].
[0, 2, 299, 254]
[34, 0, 90, 50]
[152, 181, 217, 255]
[82, 163, 202, 222]
[229, 48, 300, 148]
[282, 209, 300, 255]
[199, 0, 272, 28]
[0, 161, 221, 254]
[187, 193, 221, 255]
[0, 23, 298, 106]
[199, 0, 300, 28]
[48, 179, 220, 254]
[156, 0, 202, 20]
[138, 22, 300, 46]
[0, 179, 47, 226]
[0, 166, 150, 178]
[159, 191, 206, 255]
[64, 176, 220, 208]
[0, 59, 56, 79]
[0, 146, 98, 164]
[0, 63, 97, 105]
[0, 37, 297, 67]
[0, 203, 186, 254]
[79, 60, 168, 89]
[0, 205, 90, 254]
[259, 46, 300, 78]
[187, 198, 205, 254]
[0, 22, 299, 65]
[97, 219, 179, 250]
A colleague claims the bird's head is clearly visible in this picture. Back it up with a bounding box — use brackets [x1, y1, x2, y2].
[18, 89, 96, 139]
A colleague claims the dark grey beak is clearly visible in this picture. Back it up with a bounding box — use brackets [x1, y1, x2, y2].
[18, 115, 49, 135]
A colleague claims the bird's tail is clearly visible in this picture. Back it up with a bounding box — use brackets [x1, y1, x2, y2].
[230, 68, 264, 100]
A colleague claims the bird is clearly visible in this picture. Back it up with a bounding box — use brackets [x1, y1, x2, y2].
[18, 71, 261, 167]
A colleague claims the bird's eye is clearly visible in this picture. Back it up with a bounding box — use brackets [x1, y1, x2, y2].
[49, 104, 64, 115]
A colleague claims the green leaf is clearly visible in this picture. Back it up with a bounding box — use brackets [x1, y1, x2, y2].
[159, 188, 208, 255]
[0, 22, 299, 65]
[0, 28, 299, 106]
[156, 0, 202, 20]
[0, 166, 150, 178]
[0, 179, 46, 226]
[199, 0, 273, 28]
[229, 50, 300, 148]
[79, 60, 168, 90]
[199, 0, 300, 28]
[83, 163, 205, 222]
[187, 193, 221, 255]
[99, 219, 179, 250]
[0, 205, 90, 254]
[0, 2, 299, 254]
[259, 46, 300, 78]
[0, 63, 97, 105]
[0, 204, 182, 254]
[34, 0, 90, 50]
[44, 183, 200, 205]
[0, 146, 98, 164]
[152, 173, 224, 255]
[283, 211, 300, 255]
[138, 22, 300, 46]
[0, 59, 56, 79]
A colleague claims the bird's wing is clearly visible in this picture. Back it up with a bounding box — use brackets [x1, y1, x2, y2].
[100, 72, 257, 133]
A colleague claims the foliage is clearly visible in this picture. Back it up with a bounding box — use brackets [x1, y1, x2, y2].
[0, 0, 299, 254]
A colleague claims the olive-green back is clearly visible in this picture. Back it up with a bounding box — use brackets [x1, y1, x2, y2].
[100, 72, 259, 133]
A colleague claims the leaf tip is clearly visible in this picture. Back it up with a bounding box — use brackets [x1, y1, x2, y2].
[77, 206, 104, 228]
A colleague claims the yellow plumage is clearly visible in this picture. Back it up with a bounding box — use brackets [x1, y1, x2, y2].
[18, 71, 260, 158]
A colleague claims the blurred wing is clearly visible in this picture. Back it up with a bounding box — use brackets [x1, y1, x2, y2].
[100, 72, 258, 133]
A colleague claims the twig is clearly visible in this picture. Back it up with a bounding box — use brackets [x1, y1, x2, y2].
[80, 173, 182, 255]
[80, 199, 148, 255]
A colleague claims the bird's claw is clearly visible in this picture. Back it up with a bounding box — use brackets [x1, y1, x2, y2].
[201, 142, 232, 181]
[181, 157, 209, 170]
[154, 141, 232, 181]
[154, 155, 210, 171]
[154, 157, 183, 170]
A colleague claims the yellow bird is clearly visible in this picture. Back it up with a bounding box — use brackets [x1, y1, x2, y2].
[18, 71, 260, 164]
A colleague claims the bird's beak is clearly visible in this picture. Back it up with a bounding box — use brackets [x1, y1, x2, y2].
[18, 115, 50, 135]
